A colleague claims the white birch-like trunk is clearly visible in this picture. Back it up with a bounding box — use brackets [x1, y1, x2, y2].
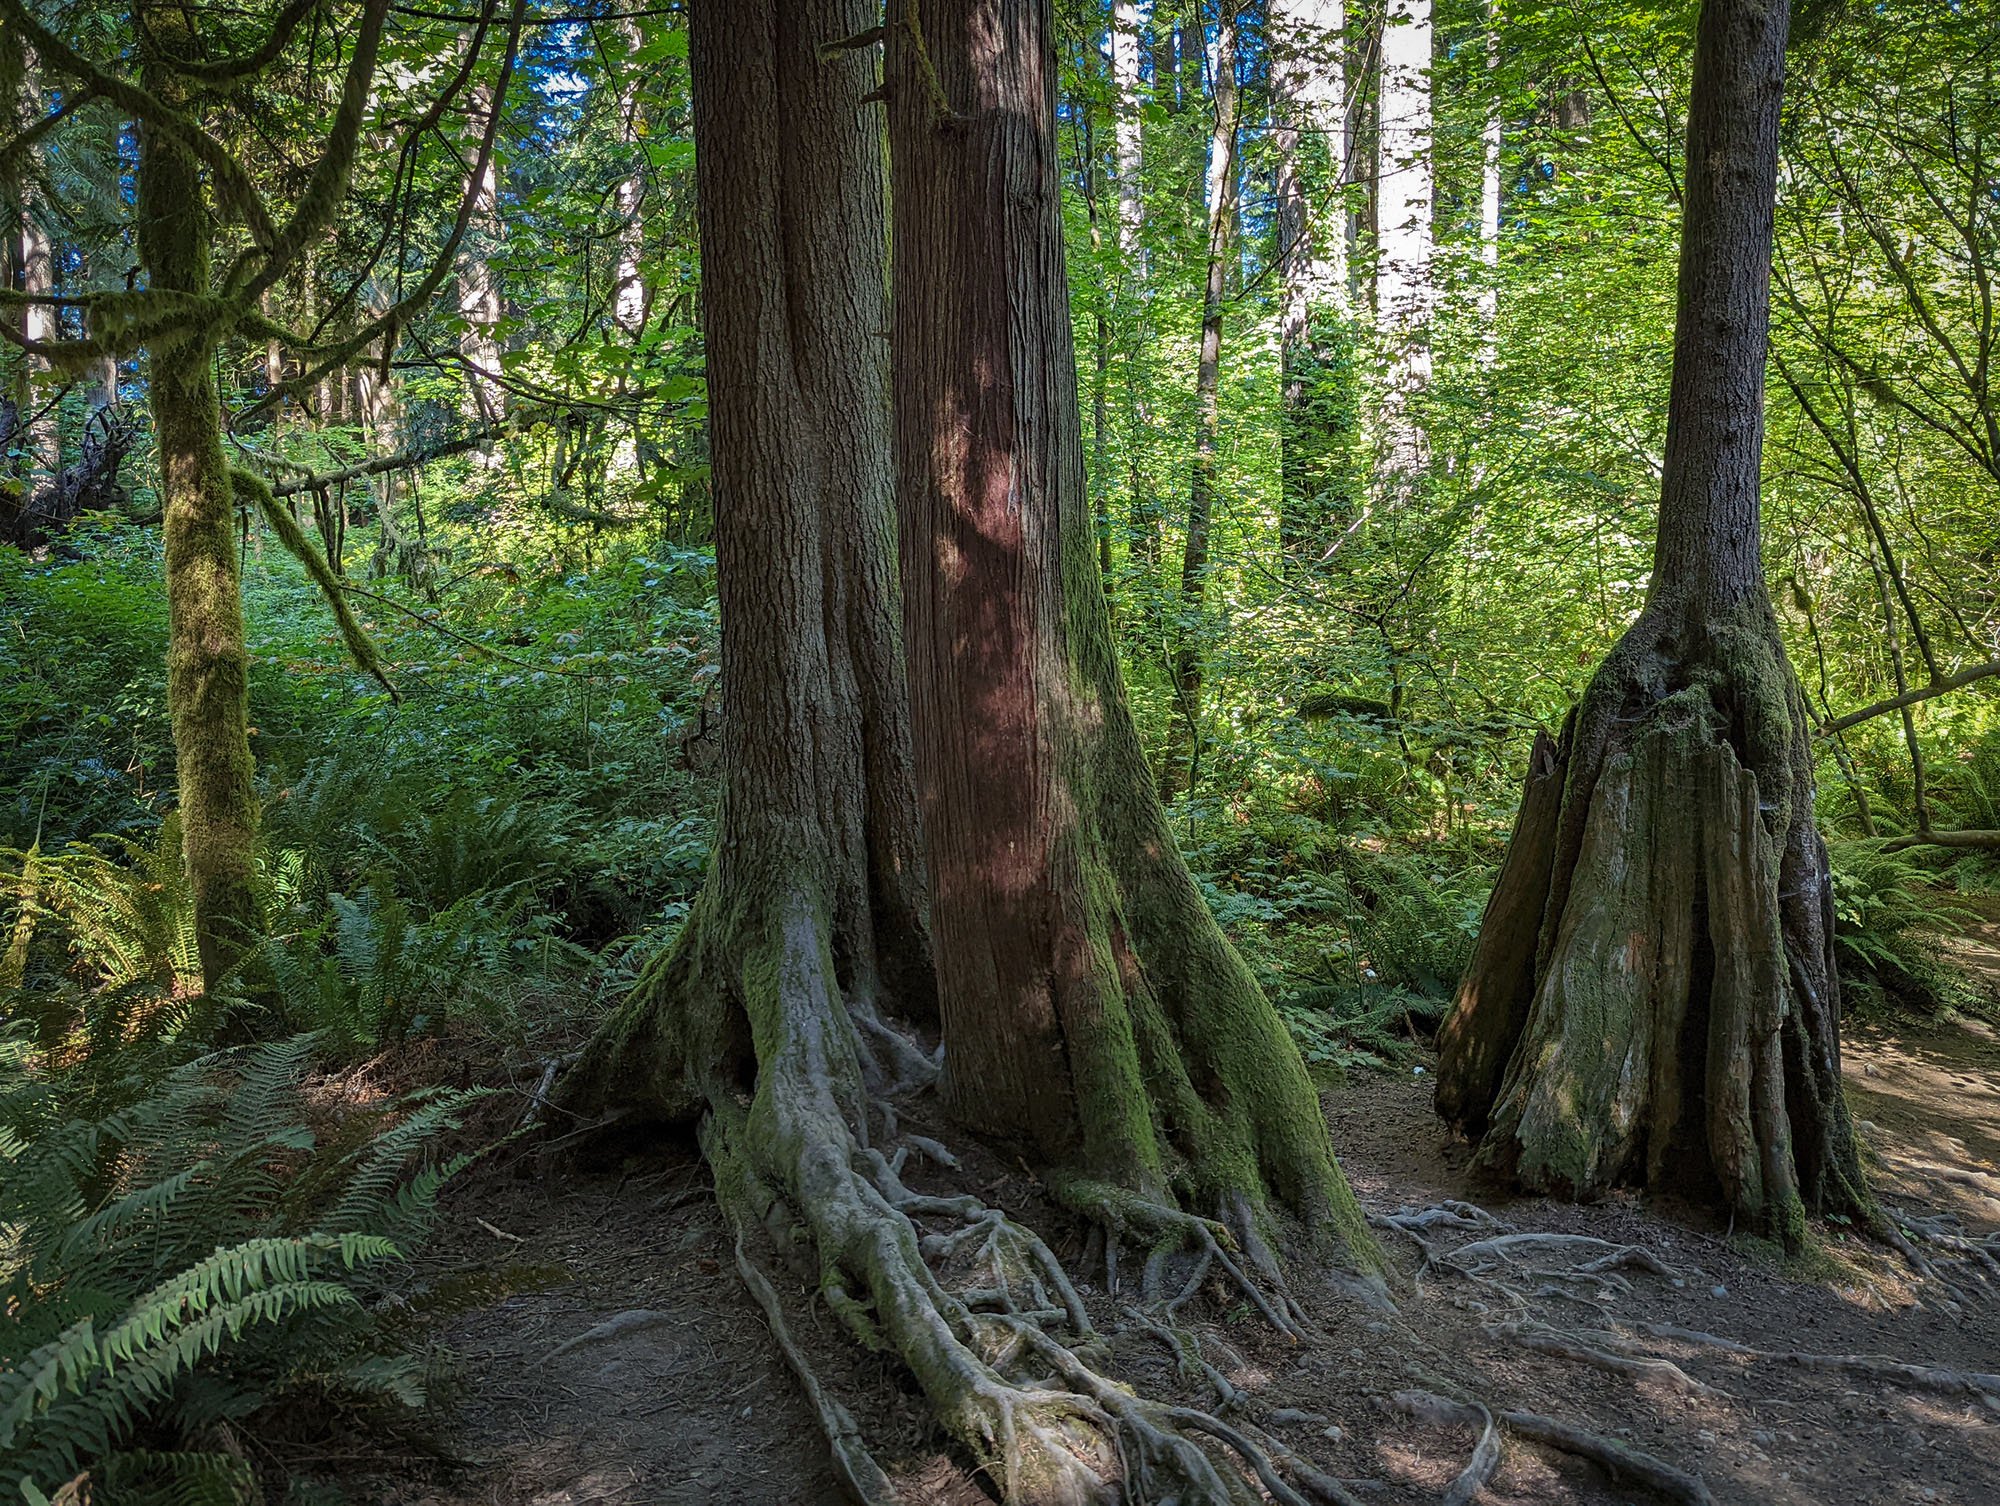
[1478, 10, 1502, 343]
[1272, 0, 1346, 344]
[1110, 0, 1143, 269]
[1375, 0, 1433, 462]
[613, 15, 648, 336]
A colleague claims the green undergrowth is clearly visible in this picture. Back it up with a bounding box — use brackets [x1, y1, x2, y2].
[1827, 835, 1992, 1020]
[1184, 797, 1494, 1077]
[0, 1001, 532, 1505]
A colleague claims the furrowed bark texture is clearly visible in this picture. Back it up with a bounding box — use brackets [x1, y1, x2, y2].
[570, 13, 1337, 1498]
[569, 0, 932, 1128]
[889, 0, 1369, 1260]
[1433, 0, 1866, 1244]
[139, 4, 262, 990]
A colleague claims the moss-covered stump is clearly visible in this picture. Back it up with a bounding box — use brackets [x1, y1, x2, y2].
[1435, 609, 1870, 1245]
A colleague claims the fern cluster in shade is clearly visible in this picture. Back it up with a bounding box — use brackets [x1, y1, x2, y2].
[0, 1021, 484, 1504]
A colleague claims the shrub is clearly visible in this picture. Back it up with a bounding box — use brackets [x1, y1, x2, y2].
[1827, 836, 1977, 1016]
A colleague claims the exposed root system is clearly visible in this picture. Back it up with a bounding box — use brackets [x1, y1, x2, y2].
[1386, 1388, 1716, 1506]
[1611, 1319, 2000, 1409]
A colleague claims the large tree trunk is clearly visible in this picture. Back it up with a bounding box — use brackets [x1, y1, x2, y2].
[889, 0, 1369, 1263]
[571, 0, 931, 1126]
[138, 4, 261, 990]
[1165, 0, 1240, 798]
[1434, 0, 1867, 1245]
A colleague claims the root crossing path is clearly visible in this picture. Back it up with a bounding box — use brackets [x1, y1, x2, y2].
[381, 1046, 1997, 1506]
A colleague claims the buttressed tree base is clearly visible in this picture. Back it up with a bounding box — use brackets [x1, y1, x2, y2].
[1434, 0, 1868, 1245]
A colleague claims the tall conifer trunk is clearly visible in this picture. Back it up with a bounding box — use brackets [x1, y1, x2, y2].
[888, 0, 1369, 1260]
[1434, 0, 1868, 1244]
[1272, 0, 1355, 570]
[572, 0, 931, 1125]
[1166, 0, 1239, 797]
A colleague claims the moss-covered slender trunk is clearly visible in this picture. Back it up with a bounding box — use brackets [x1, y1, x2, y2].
[1434, 0, 1867, 1245]
[138, 4, 261, 990]
[888, 0, 1369, 1263]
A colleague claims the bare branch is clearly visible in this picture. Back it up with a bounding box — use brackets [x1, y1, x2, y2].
[1823, 655, 2000, 734]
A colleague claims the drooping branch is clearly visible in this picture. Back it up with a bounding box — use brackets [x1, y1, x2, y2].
[232, 465, 400, 701]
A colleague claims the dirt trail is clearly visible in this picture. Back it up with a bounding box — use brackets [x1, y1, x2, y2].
[377, 948, 2000, 1506]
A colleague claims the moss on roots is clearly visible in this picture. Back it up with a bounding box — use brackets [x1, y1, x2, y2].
[569, 877, 1347, 1505]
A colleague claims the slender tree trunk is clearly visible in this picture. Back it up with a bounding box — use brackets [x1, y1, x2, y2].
[1375, 0, 1433, 466]
[1478, 7, 1502, 341]
[1167, 0, 1240, 797]
[1078, 34, 1115, 589]
[138, 3, 261, 990]
[2, 31, 53, 497]
[1435, 0, 1868, 1245]
[1149, 7, 1178, 112]
[613, 14, 649, 338]
[1110, 0, 1144, 268]
[1272, 0, 1353, 570]
[890, 0, 1368, 1255]
[458, 76, 505, 462]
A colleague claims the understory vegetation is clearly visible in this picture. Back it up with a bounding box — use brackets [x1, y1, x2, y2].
[6, 495, 1991, 1496]
[4, 0, 1999, 1499]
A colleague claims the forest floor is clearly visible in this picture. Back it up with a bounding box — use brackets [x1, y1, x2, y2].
[368, 954, 2000, 1506]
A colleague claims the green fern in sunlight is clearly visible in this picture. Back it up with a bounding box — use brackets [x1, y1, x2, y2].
[1828, 836, 1977, 1015]
[3, 816, 202, 996]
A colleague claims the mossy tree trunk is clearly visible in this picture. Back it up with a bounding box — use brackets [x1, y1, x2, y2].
[1434, 0, 1867, 1245]
[887, 0, 1371, 1265]
[138, 3, 262, 991]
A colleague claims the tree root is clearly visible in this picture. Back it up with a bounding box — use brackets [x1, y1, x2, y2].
[1431, 1227, 1686, 1313]
[728, 1229, 900, 1506]
[586, 890, 1370, 1503]
[1441, 1397, 1500, 1506]
[1491, 1321, 1730, 1399]
[1051, 1176, 1314, 1340]
[1890, 1205, 2000, 1281]
[1385, 1389, 1715, 1506]
[1612, 1320, 2000, 1409]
